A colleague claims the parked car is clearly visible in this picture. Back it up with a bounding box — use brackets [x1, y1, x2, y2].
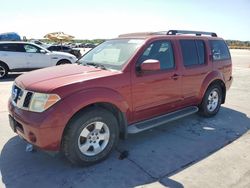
[8, 30, 232, 166]
[47, 45, 81, 58]
[0, 41, 77, 78]
[83, 43, 96, 48]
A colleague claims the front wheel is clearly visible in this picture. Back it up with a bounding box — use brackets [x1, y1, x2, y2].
[0, 63, 8, 79]
[57, 59, 71, 65]
[62, 107, 119, 166]
[199, 84, 222, 117]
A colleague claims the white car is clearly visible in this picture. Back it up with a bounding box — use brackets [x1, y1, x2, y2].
[0, 41, 78, 78]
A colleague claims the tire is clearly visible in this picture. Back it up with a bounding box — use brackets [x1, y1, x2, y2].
[62, 107, 119, 166]
[0, 62, 8, 79]
[57, 59, 71, 65]
[199, 84, 222, 117]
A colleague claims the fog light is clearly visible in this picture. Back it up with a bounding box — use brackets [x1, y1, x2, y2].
[28, 132, 37, 143]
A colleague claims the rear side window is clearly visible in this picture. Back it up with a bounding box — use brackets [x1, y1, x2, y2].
[210, 40, 230, 61]
[62, 46, 70, 50]
[180, 40, 206, 66]
[0, 43, 25, 52]
[48, 46, 58, 51]
[196, 40, 205, 65]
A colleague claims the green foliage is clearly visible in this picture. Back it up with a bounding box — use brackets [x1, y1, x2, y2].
[226, 40, 250, 49]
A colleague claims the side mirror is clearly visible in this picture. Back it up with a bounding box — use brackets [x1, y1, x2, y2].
[141, 59, 160, 71]
[40, 49, 47, 54]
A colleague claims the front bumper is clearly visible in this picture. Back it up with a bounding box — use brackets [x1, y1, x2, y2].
[226, 76, 233, 90]
[8, 98, 72, 151]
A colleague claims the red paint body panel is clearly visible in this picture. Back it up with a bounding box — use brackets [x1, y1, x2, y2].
[8, 98, 71, 150]
[8, 34, 232, 151]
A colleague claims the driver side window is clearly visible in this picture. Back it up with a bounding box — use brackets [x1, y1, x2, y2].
[24, 44, 40, 53]
[137, 40, 175, 70]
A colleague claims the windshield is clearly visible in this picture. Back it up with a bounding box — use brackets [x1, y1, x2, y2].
[78, 39, 144, 70]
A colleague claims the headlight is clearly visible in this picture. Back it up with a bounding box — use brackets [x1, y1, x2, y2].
[29, 93, 60, 112]
[69, 56, 77, 62]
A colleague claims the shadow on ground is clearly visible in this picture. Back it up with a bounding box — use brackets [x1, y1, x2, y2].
[1, 107, 250, 188]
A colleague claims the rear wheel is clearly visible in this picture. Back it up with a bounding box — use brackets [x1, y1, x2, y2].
[0, 63, 8, 79]
[62, 107, 119, 166]
[57, 59, 71, 65]
[199, 84, 222, 117]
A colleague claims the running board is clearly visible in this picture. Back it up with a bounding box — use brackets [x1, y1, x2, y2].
[128, 106, 199, 134]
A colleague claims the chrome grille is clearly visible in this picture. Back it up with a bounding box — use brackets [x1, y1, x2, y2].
[12, 85, 21, 103]
[23, 92, 33, 108]
[12, 84, 33, 109]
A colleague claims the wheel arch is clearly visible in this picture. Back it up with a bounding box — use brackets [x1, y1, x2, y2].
[56, 59, 72, 65]
[206, 79, 226, 104]
[67, 102, 127, 135]
[199, 72, 226, 104]
[61, 101, 128, 150]
[0, 60, 10, 71]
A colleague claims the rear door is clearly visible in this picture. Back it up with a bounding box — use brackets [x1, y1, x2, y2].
[0, 43, 28, 69]
[131, 40, 182, 122]
[179, 39, 211, 104]
[23, 44, 52, 68]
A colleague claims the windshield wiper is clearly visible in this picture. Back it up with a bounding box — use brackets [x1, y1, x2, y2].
[86, 62, 107, 70]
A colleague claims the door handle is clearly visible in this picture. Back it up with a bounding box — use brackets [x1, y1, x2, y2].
[171, 74, 180, 80]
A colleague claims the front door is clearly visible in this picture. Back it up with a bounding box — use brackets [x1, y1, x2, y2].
[131, 40, 182, 123]
[23, 44, 51, 68]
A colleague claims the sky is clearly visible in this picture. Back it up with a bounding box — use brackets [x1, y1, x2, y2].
[0, 0, 249, 41]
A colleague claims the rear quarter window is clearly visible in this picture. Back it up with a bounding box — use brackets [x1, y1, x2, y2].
[0, 43, 25, 52]
[62, 46, 70, 50]
[48, 46, 57, 51]
[210, 40, 231, 61]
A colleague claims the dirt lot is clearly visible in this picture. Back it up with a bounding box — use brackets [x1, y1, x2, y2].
[0, 50, 250, 188]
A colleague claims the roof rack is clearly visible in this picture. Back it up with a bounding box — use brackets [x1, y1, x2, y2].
[118, 30, 217, 38]
[166, 30, 217, 37]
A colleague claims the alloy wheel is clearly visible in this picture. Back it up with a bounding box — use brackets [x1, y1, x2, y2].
[0, 66, 6, 78]
[207, 89, 219, 112]
[78, 121, 110, 156]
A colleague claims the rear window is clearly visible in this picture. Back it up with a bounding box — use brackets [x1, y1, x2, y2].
[0, 43, 25, 52]
[48, 46, 57, 51]
[62, 46, 70, 50]
[210, 40, 230, 61]
[180, 40, 206, 66]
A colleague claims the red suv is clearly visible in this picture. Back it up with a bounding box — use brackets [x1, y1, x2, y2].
[8, 30, 232, 165]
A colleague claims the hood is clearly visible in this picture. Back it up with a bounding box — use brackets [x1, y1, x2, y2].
[15, 64, 120, 93]
[50, 51, 75, 57]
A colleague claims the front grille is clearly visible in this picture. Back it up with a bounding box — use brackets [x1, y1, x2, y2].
[12, 85, 22, 104]
[23, 92, 33, 108]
